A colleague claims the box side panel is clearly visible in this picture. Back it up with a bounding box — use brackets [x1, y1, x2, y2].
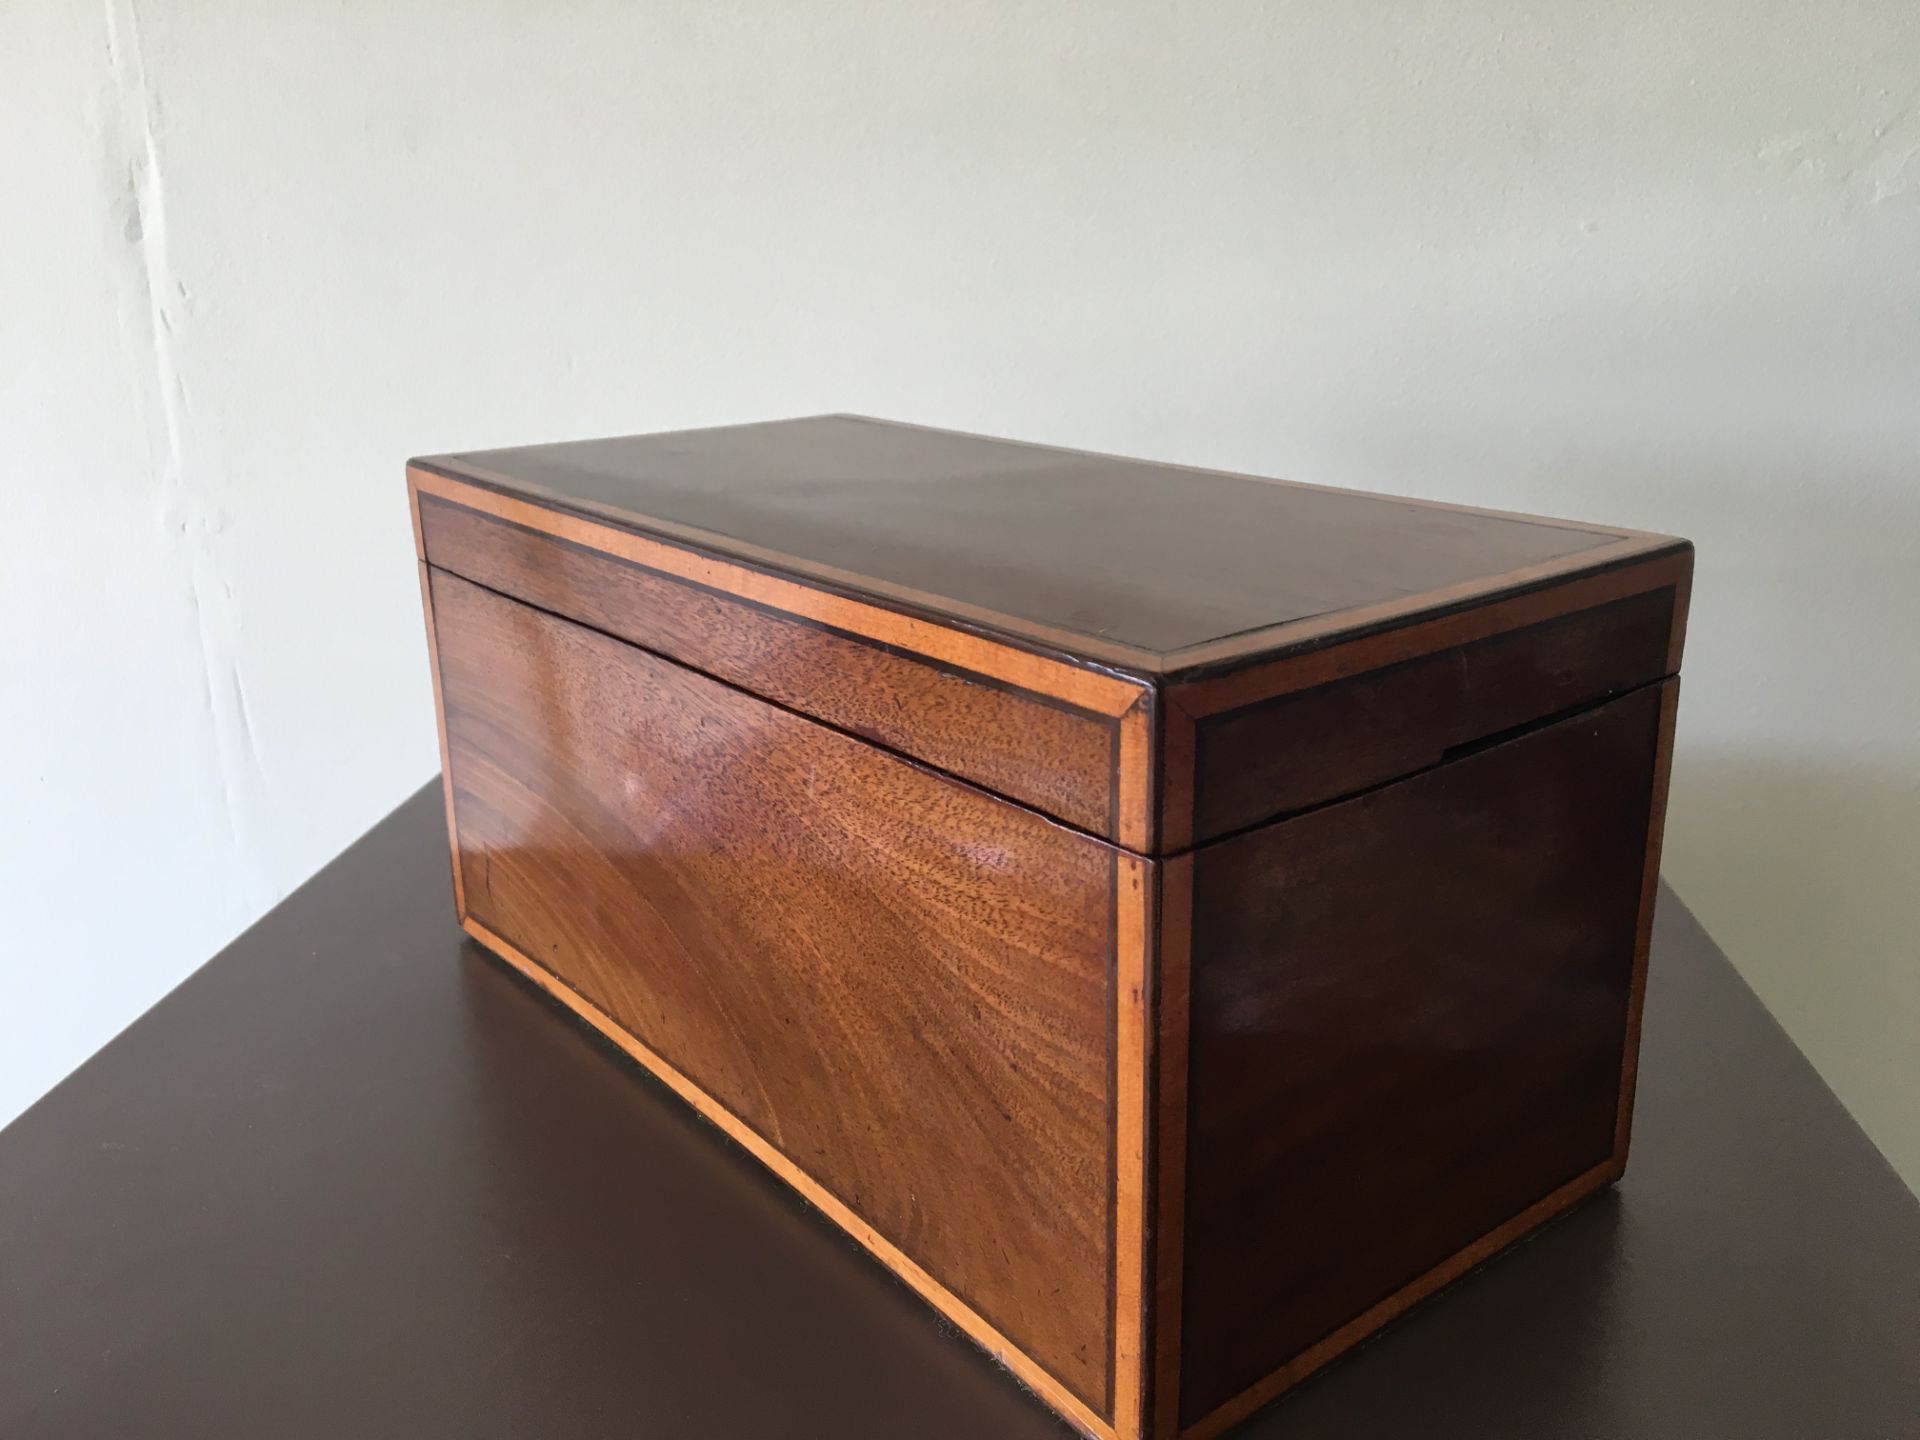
[415, 475, 1154, 848]
[428, 566, 1118, 1425]
[1177, 683, 1669, 1431]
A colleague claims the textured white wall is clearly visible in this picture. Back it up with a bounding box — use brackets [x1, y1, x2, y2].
[4, 2, 1916, 1191]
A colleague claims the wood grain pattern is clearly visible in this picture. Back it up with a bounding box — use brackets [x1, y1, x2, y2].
[461, 911, 1118, 1440]
[409, 466, 1144, 717]
[430, 566, 1121, 1416]
[419, 493, 1129, 840]
[1177, 683, 1668, 1427]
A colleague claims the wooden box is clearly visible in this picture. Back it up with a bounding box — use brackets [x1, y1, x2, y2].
[408, 416, 1690, 1440]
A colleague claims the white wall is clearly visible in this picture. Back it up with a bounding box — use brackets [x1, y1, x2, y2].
[5, 3, 1916, 1192]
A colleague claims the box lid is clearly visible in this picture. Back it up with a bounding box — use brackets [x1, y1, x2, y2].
[410, 416, 1689, 854]
[412, 415, 1685, 676]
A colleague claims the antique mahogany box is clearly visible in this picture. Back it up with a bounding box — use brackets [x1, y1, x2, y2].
[407, 416, 1690, 1440]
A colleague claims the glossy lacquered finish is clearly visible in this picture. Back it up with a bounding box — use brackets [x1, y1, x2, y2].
[432, 567, 1132, 1417]
[407, 417, 1694, 1440]
[419, 493, 1139, 840]
[1179, 683, 1668, 1429]
[413, 467, 1155, 850]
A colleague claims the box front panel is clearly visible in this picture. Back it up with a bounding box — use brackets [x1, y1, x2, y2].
[1178, 682, 1668, 1428]
[417, 487, 1142, 843]
[428, 567, 1119, 1418]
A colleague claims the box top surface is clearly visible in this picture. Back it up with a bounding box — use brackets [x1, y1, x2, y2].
[414, 414, 1681, 674]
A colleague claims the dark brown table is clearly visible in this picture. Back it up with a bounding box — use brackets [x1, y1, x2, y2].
[4, 785, 1916, 1438]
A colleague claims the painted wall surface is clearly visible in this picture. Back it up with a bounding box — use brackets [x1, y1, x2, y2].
[4, 3, 1916, 1192]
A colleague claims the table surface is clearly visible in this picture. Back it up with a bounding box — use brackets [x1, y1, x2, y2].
[3, 785, 1915, 1439]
